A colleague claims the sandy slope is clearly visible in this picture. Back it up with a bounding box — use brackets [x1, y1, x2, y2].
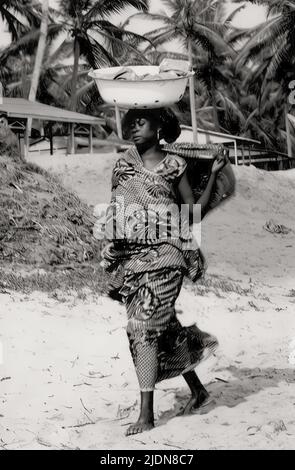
[1, 152, 295, 450]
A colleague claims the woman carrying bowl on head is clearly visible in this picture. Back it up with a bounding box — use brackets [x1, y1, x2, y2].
[100, 107, 227, 436]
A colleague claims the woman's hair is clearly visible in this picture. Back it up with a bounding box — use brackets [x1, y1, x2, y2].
[122, 107, 181, 143]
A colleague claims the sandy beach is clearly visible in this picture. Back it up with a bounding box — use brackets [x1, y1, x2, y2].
[1, 151, 295, 450]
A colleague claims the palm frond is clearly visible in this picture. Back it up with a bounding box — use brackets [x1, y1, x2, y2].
[235, 15, 287, 68]
[87, 26, 150, 64]
[122, 12, 175, 29]
[79, 33, 119, 68]
[85, 0, 149, 20]
[88, 19, 154, 48]
[225, 4, 246, 24]
[46, 39, 73, 67]
[216, 92, 247, 125]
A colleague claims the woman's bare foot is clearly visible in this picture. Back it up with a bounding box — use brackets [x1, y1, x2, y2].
[126, 391, 155, 436]
[180, 370, 211, 415]
[126, 418, 154, 436]
[181, 388, 210, 415]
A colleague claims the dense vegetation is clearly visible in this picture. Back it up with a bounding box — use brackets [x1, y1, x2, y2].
[1, 0, 294, 153]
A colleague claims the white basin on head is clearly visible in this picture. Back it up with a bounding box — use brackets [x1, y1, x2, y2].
[89, 66, 192, 108]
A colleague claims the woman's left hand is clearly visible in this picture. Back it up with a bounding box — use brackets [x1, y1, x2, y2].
[211, 152, 227, 174]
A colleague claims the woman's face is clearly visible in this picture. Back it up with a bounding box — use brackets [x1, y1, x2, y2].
[129, 117, 157, 145]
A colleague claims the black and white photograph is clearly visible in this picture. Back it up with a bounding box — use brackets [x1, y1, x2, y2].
[0, 0, 294, 452]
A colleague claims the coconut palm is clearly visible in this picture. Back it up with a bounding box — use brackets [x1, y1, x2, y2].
[123, 0, 235, 141]
[190, 3, 250, 131]
[0, 2, 66, 95]
[234, 0, 295, 155]
[0, 36, 72, 100]
[236, 55, 292, 149]
[54, 0, 150, 113]
[28, 0, 49, 103]
[0, 0, 43, 86]
[26, 0, 50, 138]
[1, 1, 151, 107]
[235, 0, 295, 84]
[0, 0, 41, 40]
[1, 1, 151, 152]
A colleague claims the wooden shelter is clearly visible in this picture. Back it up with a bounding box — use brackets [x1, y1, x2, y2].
[177, 125, 295, 169]
[0, 97, 105, 158]
[178, 125, 261, 166]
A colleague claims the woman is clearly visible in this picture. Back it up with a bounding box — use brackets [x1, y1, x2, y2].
[100, 108, 226, 436]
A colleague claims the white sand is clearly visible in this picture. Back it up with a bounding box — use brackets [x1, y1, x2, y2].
[1, 153, 295, 450]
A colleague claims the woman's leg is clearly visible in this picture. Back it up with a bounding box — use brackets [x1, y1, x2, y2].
[126, 391, 154, 436]
[181, 370, 209, 414]
[126, 339, 158, 436]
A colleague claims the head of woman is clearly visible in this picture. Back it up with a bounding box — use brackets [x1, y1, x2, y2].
[122, 108, 181, 149]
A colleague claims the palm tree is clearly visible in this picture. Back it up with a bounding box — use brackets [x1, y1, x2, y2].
[51, 0, 150, 152]
[0, 31, 73, 101]
[234, 0, 295, 155]
[54, 0, 150, 113]
[28, 0, 49, 103]
[0, 0, 41, 40]
[124, 0, 233, 141]
[191, 3, 249, 131]
[0, 0, 44, 87]
[27, 0, 49, 138]
[2, 1, 150, 110]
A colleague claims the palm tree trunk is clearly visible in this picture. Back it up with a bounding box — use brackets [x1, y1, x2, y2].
[208, 52, 220, 132]
[187, 38, 198, 143]
[27, 0, 49, 143]
[70, 38, 80, 112]
[67, 38, 80, 153]
[210, 83, 220, 132]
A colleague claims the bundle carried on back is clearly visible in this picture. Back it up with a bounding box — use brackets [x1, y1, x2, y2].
[163, 142, 236, 211]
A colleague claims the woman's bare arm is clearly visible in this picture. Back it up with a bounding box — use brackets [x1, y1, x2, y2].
[177, 156, 226, 220]
[177, 171, 216, 221]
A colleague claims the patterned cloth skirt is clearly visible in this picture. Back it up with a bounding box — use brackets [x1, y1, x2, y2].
[118, 267, 218, 390]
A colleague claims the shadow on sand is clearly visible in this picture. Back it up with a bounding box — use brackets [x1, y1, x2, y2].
[156, 365, 295, 426]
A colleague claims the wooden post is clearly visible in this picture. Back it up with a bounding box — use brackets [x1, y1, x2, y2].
[40, 121, 45, 137]
[248, 145, 252, 165]
[68, 123, 75, 154]
[233, 140, 238, 166]
[24, 118, 30, 160]
[115, 105, 123, 140]
[20, 134, 25, 160]
[285, 104, 292, 158]
[188, 38, 198, 144]
[89, 125, 93, 153]
[241, 144, 245, 165]
[49, 123, 53, 155]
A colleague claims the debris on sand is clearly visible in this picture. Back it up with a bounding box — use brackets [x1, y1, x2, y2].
[0, 155, 106, 267]
[263, 219, 292, 235]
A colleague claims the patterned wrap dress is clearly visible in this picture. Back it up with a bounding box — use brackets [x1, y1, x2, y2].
[100, 146, 218, 391]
